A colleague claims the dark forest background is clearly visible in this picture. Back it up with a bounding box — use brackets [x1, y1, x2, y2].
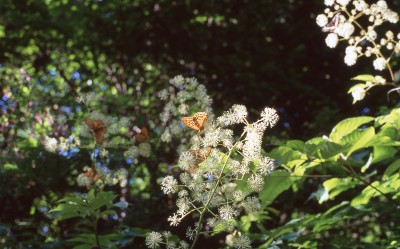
[1, 0, 400, 248]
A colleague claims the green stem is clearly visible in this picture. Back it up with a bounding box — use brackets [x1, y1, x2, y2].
[94, 216, 101, 248]
[189, 148, 233, 249]
[189, 128, 248, 249]
[341, 161, 400, 207]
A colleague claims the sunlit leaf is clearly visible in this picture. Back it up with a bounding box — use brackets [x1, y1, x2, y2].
[383, 159, 400, 180]
[330, 117, 374, 143]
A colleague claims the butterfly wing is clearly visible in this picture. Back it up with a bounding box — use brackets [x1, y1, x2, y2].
[135, 127, 149, 142]
[182, 117, 201, 130]
[84, 166, 101, 189]
[190, 147, 211, 161]
[94, 126, 107, 144]
[193, 112, 208, 130]
[322, 12, 341, 32]
[85, 118, 107, 144]
[188, 147, 211, 173]
[182, 112, 208, 131]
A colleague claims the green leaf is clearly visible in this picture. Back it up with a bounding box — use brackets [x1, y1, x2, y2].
[259, 170, 298, 207]
[69, 234, 96, 243]
[330, 117, 374, 143]
[89, 191, 117, 210]
[351, 74, 375, 82]
[321, 178, 358, 202]
[212, 219, 237, 235]
[372, 146, 397, 164]
[57, 196, 86, 206]
[351, 181, 383, 206]
[383, 159, 400, 180]
[286, 140, 306, 151]
[346, 127, 375, 157]
[269, 146, 307, 169]
[318, 140, 344, 159]
[50, 203, 88, 220]
[72, 245, 92, 249]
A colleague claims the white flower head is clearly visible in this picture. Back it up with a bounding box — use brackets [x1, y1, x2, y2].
[177, 197, 191, 215]
[203, 124, 222, 147]
[168, 213, 182, 226]
[219, 205, 237, 220]
[161, 176, 178, 194]
[43, 136, 58, 152]
[374, 75, 386, 84]
[217, 104, 248, 126]
[373, 57, 386, 71]
[316, 14, 328, 27]
[344, 46, 358, 66]
[324, 0, 335, 6]
[366, 29, 377, 41]
[186, 227, 196, 240]
[242, 127, 262, 161]
[261, 107, 279, 127]
[145, 231, 163, 249]
[248, 173, 264, 192]
[170, 75, 185, 88]
[354, 0, 368, 11]
[178, 103, 189, 115]
[180, 241, 189, 249]
[337, 0, 350, 6]
[243, 196, 262, 213]
[351, 87, 366, 102]
[336, 22, 355, 39]
[233, 235, 252, 249]
[325, 33, 339, 48]
[257, 156, 275, 175]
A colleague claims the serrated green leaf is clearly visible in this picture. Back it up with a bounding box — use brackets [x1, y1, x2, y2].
[330, 117, 374, 143]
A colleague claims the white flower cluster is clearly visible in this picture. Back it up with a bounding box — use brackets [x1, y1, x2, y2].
[43, 135, 80, 153]
[145, 231, 189, 249]
[154, 96, 279, 248]
[316, 0, 400, 70]
[158, 76, 213, 143]
[76, 166, 129, 189]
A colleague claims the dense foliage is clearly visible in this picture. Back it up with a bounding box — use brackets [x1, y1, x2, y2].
[1, 0, 399, 248]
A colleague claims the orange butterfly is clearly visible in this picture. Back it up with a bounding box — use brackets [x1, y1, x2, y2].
[181, 112, 208, 131]
[84, 166, 101, 189]
[188, 147, 211, 173]
[85, 118, 107, 144]
[135, 127, 149, 142]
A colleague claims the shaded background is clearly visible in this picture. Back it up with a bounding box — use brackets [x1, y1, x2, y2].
[1, 0, 399, 248]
